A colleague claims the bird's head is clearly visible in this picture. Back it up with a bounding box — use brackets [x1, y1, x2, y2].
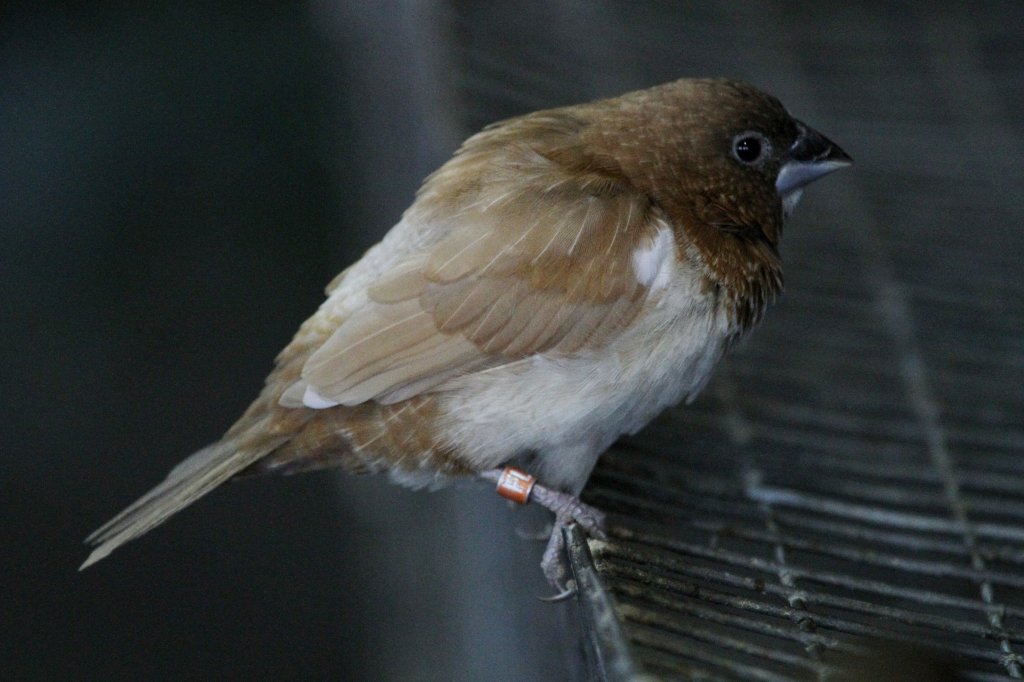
[704, 81, 852, 223]
[605, 79, 852, 243]
[577, 78, 851, 322]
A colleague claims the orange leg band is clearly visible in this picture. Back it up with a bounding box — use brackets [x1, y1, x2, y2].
[495, 467, 536, 504]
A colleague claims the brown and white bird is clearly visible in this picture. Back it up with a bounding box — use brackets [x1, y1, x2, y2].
[82, 78, 850, 589]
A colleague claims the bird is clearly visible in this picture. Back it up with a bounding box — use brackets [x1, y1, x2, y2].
[82, 78, 851, 592]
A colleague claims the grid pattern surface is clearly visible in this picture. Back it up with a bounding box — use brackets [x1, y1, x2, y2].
[569, 4, 1024, 680]
[447, 2, 1024, 678]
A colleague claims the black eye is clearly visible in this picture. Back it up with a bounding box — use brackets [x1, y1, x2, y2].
[732, 132, 770, 165]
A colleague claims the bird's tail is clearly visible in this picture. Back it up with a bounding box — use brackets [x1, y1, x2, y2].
[80, 433, 289, 570]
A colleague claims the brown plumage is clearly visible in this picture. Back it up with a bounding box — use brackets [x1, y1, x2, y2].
[83, 78, 850, 585]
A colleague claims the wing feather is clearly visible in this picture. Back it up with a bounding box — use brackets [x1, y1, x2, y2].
[294, 111, 674, 406]
[367, 254, 429, 303]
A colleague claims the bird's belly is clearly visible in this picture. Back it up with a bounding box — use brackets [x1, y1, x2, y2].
[437, 286, 730, 485]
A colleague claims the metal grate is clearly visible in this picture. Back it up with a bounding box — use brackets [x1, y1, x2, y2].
[441, 2, 1024, 679]
[572, 155, 1024, 677]
[561, 5, 1024, 680]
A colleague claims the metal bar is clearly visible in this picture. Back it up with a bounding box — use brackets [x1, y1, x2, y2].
[590, 484, 1024, 566]
[605, 568, 1006, 667]
[769, 511, 1024, 564]
[633, 650, 738, 682]
[685, 519, 1024, 590]
[618, 602, 824, 672]
[625, 623, 807, 682]
[597, 539, 1024, 643]
[717, 374, 829, 671]
[916, 9, 1024, 674]
[611, 528, 1024, 620]
[611, 582, 860, 655]
[564, 525, 644, 682]
[746, 483, 1024, 545]
[567, 5, 1024, 680]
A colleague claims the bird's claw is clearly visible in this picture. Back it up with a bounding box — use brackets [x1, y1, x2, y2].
[538, 582, 576, 603]
[540, 519, 570, 590]
[537, 496, 607, 598]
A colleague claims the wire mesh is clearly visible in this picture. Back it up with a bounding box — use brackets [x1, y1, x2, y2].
[442, 2, 1024, 679]
[564, 5, 1024, 680]
[578, 190, 1024, 677]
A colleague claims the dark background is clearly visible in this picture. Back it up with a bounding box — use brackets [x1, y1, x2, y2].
[3, 2, 1022, 680]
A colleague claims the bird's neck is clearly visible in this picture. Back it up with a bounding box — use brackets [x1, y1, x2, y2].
[682, 218, 785, 333]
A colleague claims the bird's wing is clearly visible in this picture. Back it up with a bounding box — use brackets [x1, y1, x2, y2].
[298, 112, 673, 406]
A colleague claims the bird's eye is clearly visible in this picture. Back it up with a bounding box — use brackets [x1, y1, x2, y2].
[732, 132, 771, 165]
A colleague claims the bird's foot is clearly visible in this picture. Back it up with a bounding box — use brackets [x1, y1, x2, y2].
[481, 467, 607, 598]
[534, 484, 607, 597]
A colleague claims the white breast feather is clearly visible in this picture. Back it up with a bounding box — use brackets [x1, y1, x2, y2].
[631, 226, 674, 292]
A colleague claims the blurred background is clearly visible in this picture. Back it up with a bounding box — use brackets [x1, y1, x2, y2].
[2, 2, 1022, 680]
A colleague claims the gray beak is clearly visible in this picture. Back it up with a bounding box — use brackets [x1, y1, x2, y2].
[775, 120, 853, 198]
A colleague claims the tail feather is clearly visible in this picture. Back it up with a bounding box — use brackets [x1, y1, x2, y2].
[81, 435, 288, 570]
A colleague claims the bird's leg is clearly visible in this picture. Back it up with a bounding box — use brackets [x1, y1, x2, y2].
[480, 467, 607, 596]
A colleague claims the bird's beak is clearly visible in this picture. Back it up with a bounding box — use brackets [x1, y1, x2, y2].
[775, 121, 853, 198]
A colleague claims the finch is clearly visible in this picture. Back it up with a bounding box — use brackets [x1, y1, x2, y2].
[83, 78, 850, 590]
